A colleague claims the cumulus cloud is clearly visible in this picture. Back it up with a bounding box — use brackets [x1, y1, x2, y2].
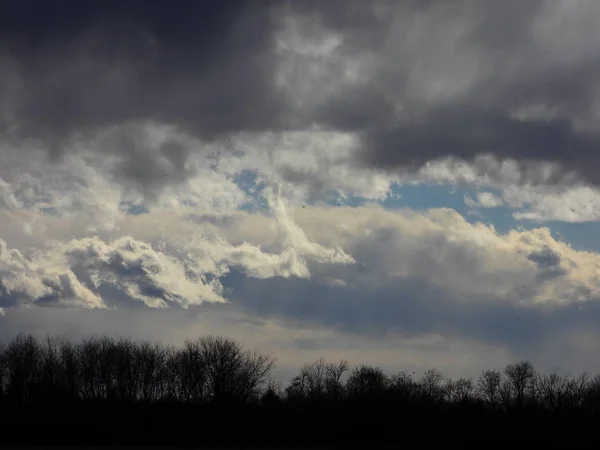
[0, 182, 355, 311]
[2, 188, 600, 375]
[173, 204, 600, 364]
[5, 202, 599, 321]
[506, 185, 600, 223]
[464, 191, 504, 209]
[0, 238, 104, 309]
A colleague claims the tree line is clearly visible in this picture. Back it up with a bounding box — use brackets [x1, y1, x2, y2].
[0, 332, 598, 446]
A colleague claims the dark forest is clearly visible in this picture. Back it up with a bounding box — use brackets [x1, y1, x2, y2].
[0, 333, 597, 447]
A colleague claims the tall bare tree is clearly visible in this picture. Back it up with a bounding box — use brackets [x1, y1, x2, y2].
[4, 333, 41, 405]
[346, 365, 388, 399]
[389, 371, 417, 402]
[504, 361, 537, 408]
[192, 336, 274, 404]
[537, 372, 569, 412]
[446, 377, 474, 404]
[325, 359, 348, 402]
[477, 369, 501, 406]
[419, 369, 444, 403]
[0, 342, 6, 401]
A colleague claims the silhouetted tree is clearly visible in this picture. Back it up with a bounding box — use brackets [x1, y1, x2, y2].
[0, 332, 599, 446]
[136, 340, 167, 402]
[389, 371, 418, 403]
[346, 365, 388, 401]
[419, 368, 444, 403]
[504, 360, 537, 408]
[287, 358, 327, 401]
[477, 369, 501, 407]
[4, 333, 41, 405]
[446, 377, 475, 404]
[567, 372, 589, 411]
[286, 357, 349, 405]
[261, 378, 283, 407]
[579, 374, 600, 413]
[189, 336, 274, 405]
[79, 337, 102, 401]
[0, 342, 6, 402]
[325, 359, 348, 403]
[538, 372, 569, 412]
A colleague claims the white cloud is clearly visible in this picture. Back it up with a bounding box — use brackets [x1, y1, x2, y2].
[6, 119, 600, 227]
[0, 179, 357, 310]
[476, 192, 504, 208]
[229, 129, 400, 204]
[0, 238, 105, 309]
[2, 186, 600, 376]
[508, 185, 600, 222]
[402, 156, 600, 223]
[464, 191, 504, 210]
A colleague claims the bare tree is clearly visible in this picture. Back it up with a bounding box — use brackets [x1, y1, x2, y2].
[4, 333, 42, 405]
[325, 359, 348, 402]
[97, 336, 117, 401]
[347, 365, 388, 399]
[419, 369, 444, 403]
[0, 342, 6, 401]
[504, 361, 537, 408]
[477, 369, 501, 406]
[498, 378, 513, 410]
[537, 372, 569, 412]
[112, 338, 139, 401]
[567, 372, 591, 410]
[194, 336, 274, 404]
[78, 336, 103, 401]
[286, 358, 348, 403]
[58, 337, 80, 401]
[180, 338, 208, 403]
[446, 377, 474, 404]
[389, 371, 417, 402]
[34, 335, 64, 403]
[288, 358, 328, 400]
[164, 345, 184, 402]
[262, 378, 283, 406]
[136, 341, 166, 402]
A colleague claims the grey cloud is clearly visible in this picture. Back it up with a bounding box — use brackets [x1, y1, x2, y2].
[3, 0, 600, 195]
[300, 1, 600, 185]
[222, 267, 600, 363]
[357, 108, 600, 183]
[107, 133, 194, 190]
[527, 246, 567, 281]
[0, 0, 287, 145]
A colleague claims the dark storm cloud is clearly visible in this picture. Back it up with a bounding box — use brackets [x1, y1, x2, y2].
[3, 0, 600, 187]
[0, 0, 286, 145]
[96, 126, 197, 195]
[301, 0, 600, 185]
[357, 108, 600, 184]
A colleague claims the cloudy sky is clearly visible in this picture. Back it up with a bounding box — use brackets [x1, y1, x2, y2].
[2, 0, 600, 382]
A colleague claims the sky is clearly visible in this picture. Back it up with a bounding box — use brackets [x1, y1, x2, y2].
[2, 0, 600, 383]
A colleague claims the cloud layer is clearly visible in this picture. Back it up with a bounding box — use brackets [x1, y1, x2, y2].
[3, 1, 600, 186]
[3, 1, 600, 378]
